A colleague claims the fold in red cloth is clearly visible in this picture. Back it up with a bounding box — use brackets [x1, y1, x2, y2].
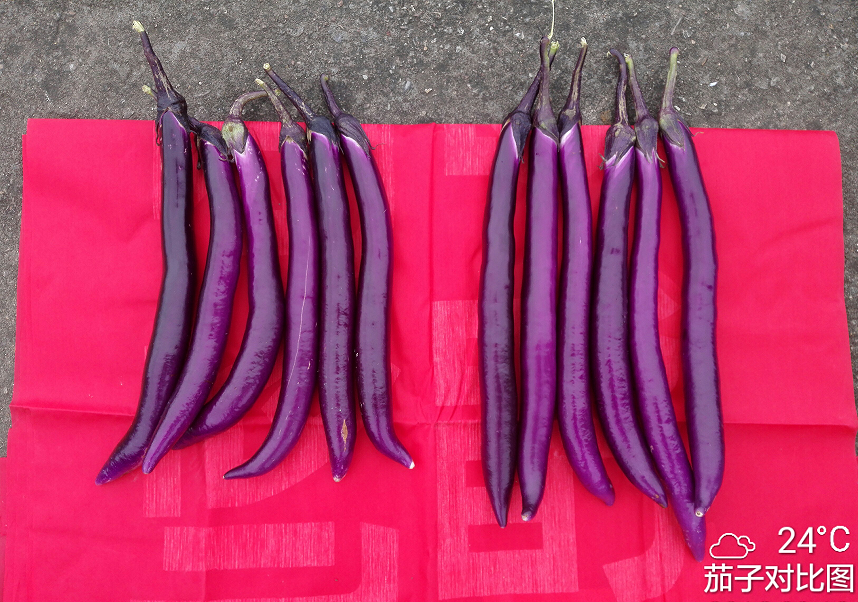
[5, 119, 856, 601]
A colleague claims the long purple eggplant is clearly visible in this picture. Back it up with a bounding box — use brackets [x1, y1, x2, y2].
[170, 91, 287, 454]
[320, 76, 414, 470]
[659, 47, 723, 517]
[626, 53, 704, 560]
[265, 64, 357, 482]
[518, 36, 559, 522]
[224, 80, 320, 480]
[556, 39, 615, 506]
[479, 40, 557, 527]
[138, 119, 244, 472]
[96, 22, 196, 484]
[590, 50, 666, 507]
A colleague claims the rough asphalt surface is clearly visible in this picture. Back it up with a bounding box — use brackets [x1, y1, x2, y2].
[0, 1, 854, 455]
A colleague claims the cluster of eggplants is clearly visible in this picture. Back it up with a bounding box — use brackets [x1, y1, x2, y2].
[98, 22, 412, 486]
[478, 40, 721, 561]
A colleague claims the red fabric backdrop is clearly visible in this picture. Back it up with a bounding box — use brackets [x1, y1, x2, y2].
[3, 119, 855, 601]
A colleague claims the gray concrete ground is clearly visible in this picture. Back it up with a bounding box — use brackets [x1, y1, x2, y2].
[0, 1, 854, 454]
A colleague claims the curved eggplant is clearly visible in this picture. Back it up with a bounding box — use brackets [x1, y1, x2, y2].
[265, 64, 357, 482]
[171, 91, 287, 453]
[518, 36, 559, 522]
[225, 81, 320, 479]
[96, 22, 196, 484]
[556, 39, 615, 506]
[626, 53, 704, 560]
[320, 75, 414, 470]
[659, 47, 723, 517]
[590, 50, 666, 506]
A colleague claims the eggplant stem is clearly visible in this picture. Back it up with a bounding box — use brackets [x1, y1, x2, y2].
[320, 75, 344, 119]
[661, 47, 680, 116]
[624, 53, 651, 121]
[222, 90, 267, 157]
[609, 49, 630, 128]
[255, 78, 297, 126]
[532, 36, 559, 140]
[560, 38, 587, 119]
[511, 40, 559, 117]
[133, 20, 180, 104]
[228, 90, 268, 121]
[263, 63, 316, 122]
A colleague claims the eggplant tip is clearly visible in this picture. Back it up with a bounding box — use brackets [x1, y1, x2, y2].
[263, 62, 271, 71]
[580, 37, 587, 47]
[333, 475, 343, 483]
[600, 489, 616, 506]
[223, 466, 251, 480]
[409, 461, 415, 469]
[132, 20, 144, 33]
[695, 509, 705, 517]
[521, 511, 533, 522]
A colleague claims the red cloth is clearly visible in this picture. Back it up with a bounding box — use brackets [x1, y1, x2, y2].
[4, 119, 855, 601]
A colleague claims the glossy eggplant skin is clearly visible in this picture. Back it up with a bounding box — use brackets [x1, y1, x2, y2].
[479, 122, 524, 528]
[659, 48, 723, 517]
[630, 131, 704, 559]
[140, 131, 244, 472]
[516, 37, 559, 522]
[96, 25, 196, 485]
[174, 128, 286, 451]
[225, 93, 320, 480]
[320, 77, 414, 470]
[265, 67, 357, 482]
[590, 50, 666, 507]
[478, 42, 557, 527]
[556, 41, 615, 507]
[625, 53, 703, 560]
[311, 129, 358, 481]
[518, 125, 558, 522]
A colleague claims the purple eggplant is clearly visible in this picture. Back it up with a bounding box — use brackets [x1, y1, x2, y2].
[224, 80, 320, 479]
[139, 117, 244, 471]
[659, 48, 723, 517]
[626, 53, 704, 560]
[479, 40, 557, 527]
[169, 91, 287, 455]
[265, 64, 357, 482]
[320, 76, 414, 470]
[96, 22, 196, 484]
[556, 39, 615, 506]
[518, 36, 559, 522]
[590, 50, 666, 507]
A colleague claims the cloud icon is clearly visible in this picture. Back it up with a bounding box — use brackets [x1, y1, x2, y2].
[709, 533, 757, 560]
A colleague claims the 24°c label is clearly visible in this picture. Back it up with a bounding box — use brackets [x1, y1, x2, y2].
[704, 527, 855, 594]
[778, 526, 850, 554]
